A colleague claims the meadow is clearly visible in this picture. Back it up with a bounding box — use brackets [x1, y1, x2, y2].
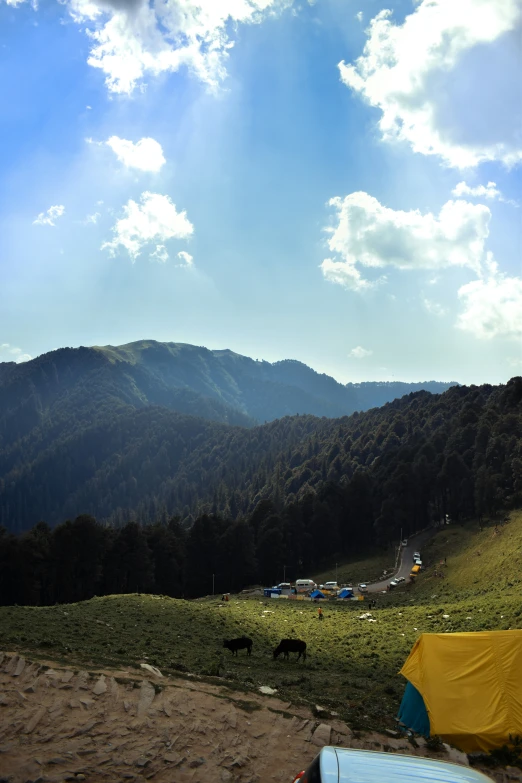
[0, 511, 521, 733]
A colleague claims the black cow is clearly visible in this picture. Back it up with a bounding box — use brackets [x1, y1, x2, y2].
[273, 639, 307, 661]
[223, 636, 253, 656]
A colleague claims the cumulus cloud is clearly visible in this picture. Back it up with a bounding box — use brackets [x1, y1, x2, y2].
[176, 250, 193, 267]
[321, 192, 491, 290]
[33, 205, 65, 226]
[3, 0, 37, 6]
[457, 263, 522, 339]
[452, 181, 501, 200]
[84, 211, 101, 224]
[0, 344, 32, 363]
[150, 244, 169, 263]
[105, 136, 166, 172]
[349, 346, 373, 359]
[452, 181, 517, 206]
[63, 0, 294, 94]
[423, 298, 447, 317]
[339, 0, 522, 168]
[102, 191, 193, 260]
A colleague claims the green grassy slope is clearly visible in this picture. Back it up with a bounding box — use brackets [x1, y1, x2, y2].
[1, 512, 521, 733]
[312, 550, 397, 587]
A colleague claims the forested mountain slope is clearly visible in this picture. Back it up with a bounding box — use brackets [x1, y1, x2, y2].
[1, 372, 520, 538]
[0, 341, 456, 444]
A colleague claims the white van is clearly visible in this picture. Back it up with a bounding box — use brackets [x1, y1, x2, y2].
[295, 579, 317, 593]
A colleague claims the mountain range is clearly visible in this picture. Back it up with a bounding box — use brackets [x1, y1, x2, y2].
[0, 339, 459, 531]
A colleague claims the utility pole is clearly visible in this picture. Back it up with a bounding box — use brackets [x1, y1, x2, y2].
[283, 565, 287, 583]
[336, 563, 338, 582]
[212, 573, 215, 596]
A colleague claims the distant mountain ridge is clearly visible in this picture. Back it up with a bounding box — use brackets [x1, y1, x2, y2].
[0, 340, 457, 443]
[92, 340, 457, 420]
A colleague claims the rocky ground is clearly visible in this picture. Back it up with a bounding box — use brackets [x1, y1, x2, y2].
[0, 652, 518, 783]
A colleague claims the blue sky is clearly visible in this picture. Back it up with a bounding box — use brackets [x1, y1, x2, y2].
[1, 0, 521, 384]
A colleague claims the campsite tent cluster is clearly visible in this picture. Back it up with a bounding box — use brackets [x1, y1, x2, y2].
[398, 630, 522, 752]
[310, 588, 354, 599]
[264, 587, 356, 600]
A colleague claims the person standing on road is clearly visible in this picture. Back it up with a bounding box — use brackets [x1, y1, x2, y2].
[318, 607, 323, 620]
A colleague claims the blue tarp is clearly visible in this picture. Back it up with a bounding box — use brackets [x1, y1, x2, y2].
[397, 681, 431, 737]
[310, 589, 326, 599]
[338, 588, 354, 598]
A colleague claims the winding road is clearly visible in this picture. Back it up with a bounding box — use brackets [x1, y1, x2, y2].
[366, 528, 436, 593]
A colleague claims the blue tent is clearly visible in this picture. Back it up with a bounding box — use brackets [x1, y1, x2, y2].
[310, 589, 326, 599]
[338, 588, 354, 598]
[397, 681, 431, 737]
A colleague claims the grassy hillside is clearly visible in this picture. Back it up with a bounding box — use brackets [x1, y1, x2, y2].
[379, 511, 522, 606]
[312, 550, 397, 587]
[1, 512, 521, 735]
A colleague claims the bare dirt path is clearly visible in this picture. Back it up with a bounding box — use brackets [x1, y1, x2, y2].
[0, 651, 506, 783]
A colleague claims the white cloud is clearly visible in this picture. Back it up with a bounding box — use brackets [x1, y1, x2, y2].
[452, 181, 518, 206]
[321, 192, 491, 290]
[64, 0, 294, 94]
[149, 247, 194, 265]
[355, 11, 363, 22]
[177, 250, 194, 267]
[84, 211, 101, 224]
[102, 191, 193, 260]
[423, 298, 447, 317]
[105, 136, 166, 172]
[507, 357, 522, 368]
[0, 344, 32, 363]
[150, 244, 169, 263]
[457, 264, 522, 339]
[452, 181, 501, 200]
[33, 205, 65, 226]
[349, 346, 373, 359]
[2, 0, 38, 9]
[339, 0, 522, 168]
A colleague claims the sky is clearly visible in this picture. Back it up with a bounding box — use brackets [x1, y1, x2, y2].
[0, 0, 521, 385]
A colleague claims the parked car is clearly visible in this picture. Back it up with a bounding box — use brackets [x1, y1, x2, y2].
[396, 576, 405, 583]
[358, 583, 368, 592]
[413, 551, 421, 561]
[323, 581, 338, 590]
[389, 580, 398, 588]
[401, 539, 408, 546]
[291, 746, 494, 783]
[414, 559, 422, 567]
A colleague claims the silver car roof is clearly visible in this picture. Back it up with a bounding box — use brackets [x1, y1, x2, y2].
[318, 748, 493, 783]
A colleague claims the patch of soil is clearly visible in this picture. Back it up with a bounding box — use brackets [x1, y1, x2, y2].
[0, 652, 501, 783]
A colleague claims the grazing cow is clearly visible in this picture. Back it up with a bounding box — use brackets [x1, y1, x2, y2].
[223, 636, 253, 656]
[273, 639, 307, 661]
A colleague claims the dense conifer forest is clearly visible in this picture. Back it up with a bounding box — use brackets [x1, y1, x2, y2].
[1, 372, 520, 606]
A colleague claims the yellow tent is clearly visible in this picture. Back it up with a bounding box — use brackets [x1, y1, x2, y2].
[400, 630, 522, 752]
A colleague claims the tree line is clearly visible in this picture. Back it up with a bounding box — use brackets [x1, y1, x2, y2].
[0, 376, 520, 606]
[0, 467, 377, 606]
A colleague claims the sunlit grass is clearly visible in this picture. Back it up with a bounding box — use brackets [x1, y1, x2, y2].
[1, 511, 521, 732]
